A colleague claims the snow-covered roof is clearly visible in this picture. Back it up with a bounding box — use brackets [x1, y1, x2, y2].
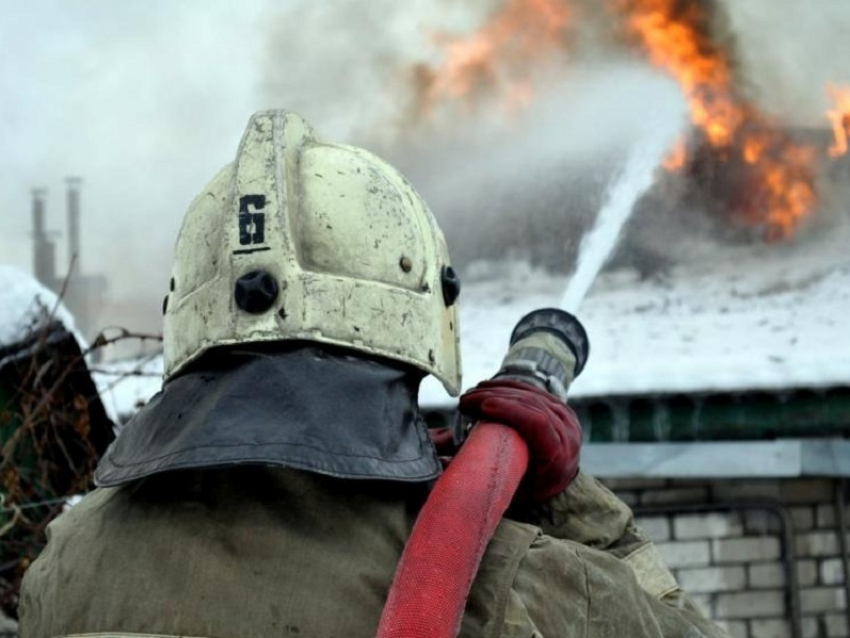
[0, 265, 123, 421]
[0, 265, 79, 348]
[89, 228, 850, 414]
[419, 229, 850, 406]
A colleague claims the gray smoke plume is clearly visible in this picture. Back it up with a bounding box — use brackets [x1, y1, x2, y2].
[1, 0, 847, 347]
[725, 0, 850, 127]
[259, 0, 687, 271]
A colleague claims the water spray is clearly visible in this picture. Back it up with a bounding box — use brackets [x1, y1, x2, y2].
[561, 95, 686, 313]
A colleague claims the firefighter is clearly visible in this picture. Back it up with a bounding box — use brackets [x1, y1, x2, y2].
[19, 111, 729, 638]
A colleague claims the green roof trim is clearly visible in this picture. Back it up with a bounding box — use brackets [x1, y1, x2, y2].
[572, 387, 850, 443]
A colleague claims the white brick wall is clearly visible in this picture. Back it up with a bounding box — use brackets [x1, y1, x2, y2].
[675, 513, 744, 539]
[822, 558, 847, 585]
[642, 487, 710, 505]
[600, 477, 850, 638]
[824, 613, 850, 638]
[656, 540, 712, 568]
[634, 515, 670, 542]
[714, 590, 785, 618]
[796, 561, 819, 587]
[712, 537, 781, 563]
[748, 562, 787, 589]
[717, 620, 748, 638]
[748, 560, 818, 589]
[818, 504, 837, 528]
[678, 566, 746, 593]
[796, 531, 841, 557]
[800, 587, 846, 614]
[743, 507, 816, 535]
[749, 618, 793, 638]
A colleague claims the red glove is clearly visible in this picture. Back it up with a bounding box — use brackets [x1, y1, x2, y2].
[459, 379, 582, 503]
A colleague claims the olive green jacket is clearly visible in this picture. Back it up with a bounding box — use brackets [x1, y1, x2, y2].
[20, 468, 728, 638]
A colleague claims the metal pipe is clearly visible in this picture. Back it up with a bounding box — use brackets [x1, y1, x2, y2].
[634, 500, 802, 638]
[834, 478, 850, 636]
[31, 188, 49, 281]
[31, 188, 46, 236]
[66, 177, 82, 272]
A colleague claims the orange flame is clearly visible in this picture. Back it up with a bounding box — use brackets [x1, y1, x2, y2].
[663, 136, 687, 170]
[412, 0, 572, 118]
[826, 84, 850, 158]
[616, 0, 819, 240]
[405, 0, 833, 241]
[624, 0, 741, 148]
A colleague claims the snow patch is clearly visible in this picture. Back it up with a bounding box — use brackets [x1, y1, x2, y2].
[94, 247, 850, 416]
[0, 265, 80, 347]
[421, 247, 850, 407]
[92, 353, 164, 422]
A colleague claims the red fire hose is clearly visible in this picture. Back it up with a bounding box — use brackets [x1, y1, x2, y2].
[377, 308, 589, 637]
[376, 422, 529, 638]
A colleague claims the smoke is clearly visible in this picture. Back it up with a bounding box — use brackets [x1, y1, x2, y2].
[259, 0, 688, 270]
[393, 66, 687, 271]
[259, 0, 849, 273]
[0, 0, 274, 338]
[259, 0, 491, 148]
[1, 0, 848, 347]
[724, 0, 850, 127]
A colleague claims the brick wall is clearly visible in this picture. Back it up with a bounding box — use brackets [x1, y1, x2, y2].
[602, 477, 850, 638]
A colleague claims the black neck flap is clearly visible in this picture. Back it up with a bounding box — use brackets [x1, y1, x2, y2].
[95, 346, 441, 486]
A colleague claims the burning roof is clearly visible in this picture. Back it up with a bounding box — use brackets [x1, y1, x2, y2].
[411, 0, 572, 120]
[827, 84, 850, 158]
[401, 0, 849, 244]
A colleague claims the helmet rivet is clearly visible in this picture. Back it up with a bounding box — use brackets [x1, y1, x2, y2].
[399, 256, 412, 273]
[234, 270, 279, 314]
[441, 266, 461, 307]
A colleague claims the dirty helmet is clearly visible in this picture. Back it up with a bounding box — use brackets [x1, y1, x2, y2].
[162, 110, 462, 395]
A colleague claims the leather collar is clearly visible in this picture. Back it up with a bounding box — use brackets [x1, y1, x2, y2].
[96, 346, 441, 486]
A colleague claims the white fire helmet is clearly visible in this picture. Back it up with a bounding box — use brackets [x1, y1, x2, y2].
[162, 110, 462, 395]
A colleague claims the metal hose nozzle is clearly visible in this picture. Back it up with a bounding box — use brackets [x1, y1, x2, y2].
[494, 308, 590, 401]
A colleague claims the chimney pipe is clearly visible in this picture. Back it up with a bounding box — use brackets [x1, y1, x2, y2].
[66, 177, 82, 273]
[31, 188, 56, 285]
[32, 188, 47, 239]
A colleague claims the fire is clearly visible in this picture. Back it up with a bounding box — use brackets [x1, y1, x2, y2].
[411, 0, 572, 118]
[615, 0, 819, 240]
[826, 84, 850, 158]
[743, 135, 818, 241]
[622, 0, 741, 148]
[405, 0, 839, 241]
[663, 136, 687, 171]
[743, 131, 769, 165]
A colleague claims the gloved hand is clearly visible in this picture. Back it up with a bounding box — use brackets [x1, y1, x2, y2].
[459, 378, 582, 503]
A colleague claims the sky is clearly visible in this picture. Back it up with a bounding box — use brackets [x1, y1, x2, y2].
[1, 0, 848, 340]
[0, 1, 275, 306]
